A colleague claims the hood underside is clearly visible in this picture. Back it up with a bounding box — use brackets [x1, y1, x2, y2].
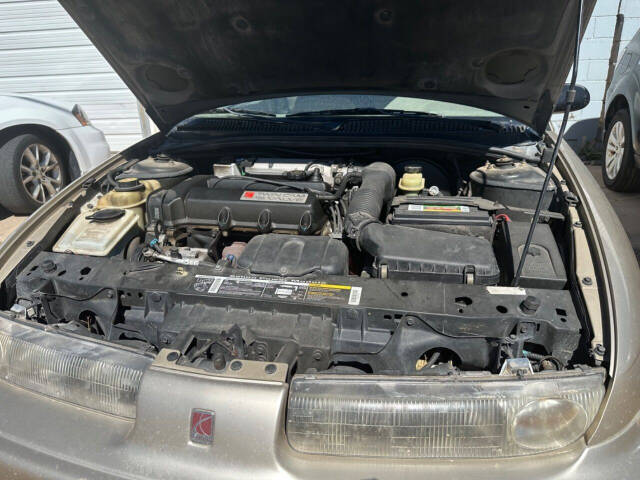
[60, 0, 594, 133]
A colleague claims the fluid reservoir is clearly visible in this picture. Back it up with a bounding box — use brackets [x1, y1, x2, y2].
[96, 178, 160, 228]
[53, 178, 160, 256]
[469, 158, 556, 210]
[398, 166, 425, 193]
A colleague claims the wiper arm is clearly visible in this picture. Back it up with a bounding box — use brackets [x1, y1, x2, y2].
[287, 107, 441, 117]
[205, 106, 342, 132]
[216, 106, 277, 117]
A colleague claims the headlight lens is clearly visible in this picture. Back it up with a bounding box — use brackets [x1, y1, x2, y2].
[512, 398, 588, 450]
[0, 315, 150, 418]
[287, 370, 605, 458]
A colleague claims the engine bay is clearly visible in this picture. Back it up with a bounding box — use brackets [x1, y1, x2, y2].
[7, 149, 593, 377]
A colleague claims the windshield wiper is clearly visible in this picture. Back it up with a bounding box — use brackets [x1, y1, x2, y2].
[287, 107, 441, 117]
[203, 107, 343, 132]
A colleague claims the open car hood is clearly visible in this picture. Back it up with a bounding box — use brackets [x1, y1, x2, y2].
[60, 0, 594, 133]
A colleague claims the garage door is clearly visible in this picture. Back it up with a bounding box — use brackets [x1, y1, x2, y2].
[0, 0, 145, 152]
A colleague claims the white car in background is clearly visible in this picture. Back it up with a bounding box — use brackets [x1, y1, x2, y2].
[0, 94, 110, 214]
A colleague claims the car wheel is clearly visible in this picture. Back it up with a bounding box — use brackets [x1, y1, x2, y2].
[0, 133, 68, 215]
[602, 109, 640, 192]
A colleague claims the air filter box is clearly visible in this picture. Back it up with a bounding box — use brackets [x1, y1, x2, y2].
[361, 224, 500, 285]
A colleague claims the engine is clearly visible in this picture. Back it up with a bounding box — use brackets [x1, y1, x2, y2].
[13, 154, 579, 377]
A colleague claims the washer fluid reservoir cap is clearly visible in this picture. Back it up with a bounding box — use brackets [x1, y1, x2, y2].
[86, 208, 126, 222]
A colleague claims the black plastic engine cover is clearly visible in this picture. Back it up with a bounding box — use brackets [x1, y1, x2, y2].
[147, 175, 327, 234]
[237, 234, 349, 277]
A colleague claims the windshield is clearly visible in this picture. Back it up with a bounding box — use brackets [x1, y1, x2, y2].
[206, 94, 503, 117]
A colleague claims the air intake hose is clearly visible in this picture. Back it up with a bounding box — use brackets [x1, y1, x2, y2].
[344, 162, 396, 245]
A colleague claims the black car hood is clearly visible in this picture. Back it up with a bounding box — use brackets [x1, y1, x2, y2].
[60, 0, 594, 133]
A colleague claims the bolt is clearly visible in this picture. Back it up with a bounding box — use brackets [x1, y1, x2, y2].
[406, 318, 415, 327]
[25, 241, 34, 247]
[213, 354, 226, 370]
[41, 259, 56, 273]
[159, 333, 171, 344]
[312, 350, 323, 361]
[264, 364, 277, 374]
[520, 295, 540, 315]
[582, 277, 593, 286]
[230, 360, 243, 371]
[573, 221, 582, 228]
[594, 344, 606, 356]
[166, 351, 179, 362]
[509, 333, 518, 340]
[106, 290, 114, 299]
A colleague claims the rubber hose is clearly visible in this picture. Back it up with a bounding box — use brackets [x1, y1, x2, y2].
[344, 162, 396, 241]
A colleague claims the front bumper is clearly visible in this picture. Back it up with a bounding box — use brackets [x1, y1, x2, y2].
[0, 343, 635, 480]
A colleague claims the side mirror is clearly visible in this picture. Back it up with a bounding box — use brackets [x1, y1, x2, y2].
[554, 84, 590, 112]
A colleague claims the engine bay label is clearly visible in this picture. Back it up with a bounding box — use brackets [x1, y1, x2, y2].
[193, 275, 362, 305]
[486, 286, 527, 295]
[407, 204, 470, 213]
[240, 191, 309, 203]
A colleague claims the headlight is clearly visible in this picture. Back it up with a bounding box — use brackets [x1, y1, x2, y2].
[0, 315, 150, 418]
[287, 370, 605, 458]
[72, 104, 91, 126]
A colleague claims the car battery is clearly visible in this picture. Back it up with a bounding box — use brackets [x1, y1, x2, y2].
[390, 201, 493, 238]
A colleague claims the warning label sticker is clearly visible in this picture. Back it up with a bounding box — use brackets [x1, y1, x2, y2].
[193, 275, 362, 305]
[407, 204, 470, 213]
[241, 191, 308, 203]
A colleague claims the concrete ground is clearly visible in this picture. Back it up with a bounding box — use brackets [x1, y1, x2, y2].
[587, 164, 640, 263]
[0, 167, 639, 262]
[0, 207, 25, 243]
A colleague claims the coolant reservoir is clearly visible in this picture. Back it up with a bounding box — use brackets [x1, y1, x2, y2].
[96, 178, 160, 228]
[53, 178, 160, 256]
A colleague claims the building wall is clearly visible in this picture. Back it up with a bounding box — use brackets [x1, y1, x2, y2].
[0, 0, 144, 152]
[554, 0, 640, 150]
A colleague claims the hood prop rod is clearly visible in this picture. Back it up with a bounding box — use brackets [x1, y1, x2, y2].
[513, 0, 583, 287]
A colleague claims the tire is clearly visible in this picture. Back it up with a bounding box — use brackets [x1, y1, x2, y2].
[0, 133, 68, 215]
[602, 108, 640, 192]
